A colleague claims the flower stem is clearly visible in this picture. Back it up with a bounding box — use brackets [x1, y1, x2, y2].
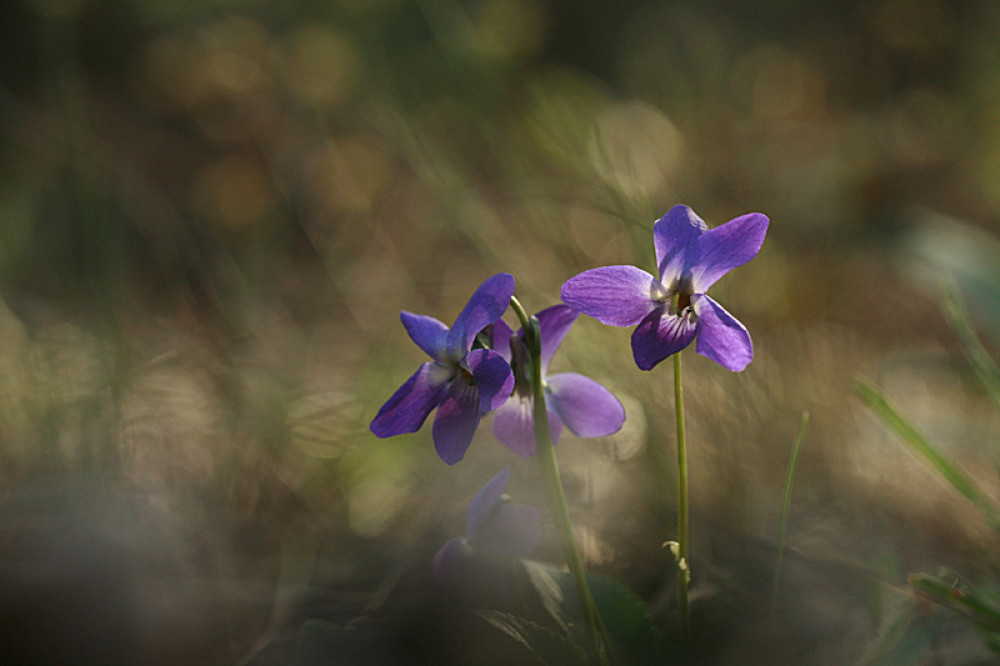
[673, 351, 691, 642]
[510, 296, 612, 664]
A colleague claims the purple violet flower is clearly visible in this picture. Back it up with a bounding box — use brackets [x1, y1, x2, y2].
[490, 305, 625, 457]
[370, 273, 516, 465]
[561, 205, 768, 372]
[433, 467, 542, 580]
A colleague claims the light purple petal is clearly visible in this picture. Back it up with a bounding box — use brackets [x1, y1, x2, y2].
[466, 467, 510, 535]
[535, 305, 579, 372]
[473, 503, 542, 560]
[695, 295, 753, 372]
[655, 205, 708, 283]
[433, 536, 473, 580]
[446, 273, 515, 357]
[432, 380, 482, 464]
[687, 212, 768, 293]
[492, 396, 563, 458]
[546, 373, 625, 438]
[561, 265, 663, 327]
[491, 318, 515, 363]
[370, 362, 450, 438]
[400, 312, 449, 360]
[465, 348, 514, 414]
[630, 307, 698, 371]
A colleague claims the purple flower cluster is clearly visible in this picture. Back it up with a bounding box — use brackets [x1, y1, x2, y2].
[370, 277, 624, 464]
[371, 205, 767, 463]
[370, 204, 767, 572]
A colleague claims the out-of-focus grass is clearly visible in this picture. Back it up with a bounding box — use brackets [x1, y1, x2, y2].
[1, 0, 1000, 662]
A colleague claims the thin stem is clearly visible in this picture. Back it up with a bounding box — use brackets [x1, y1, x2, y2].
[520, 305, 612, 665]
[672, 352, 691, 642]
[508, 295, 532, 332]
[772, 411, 809, 611]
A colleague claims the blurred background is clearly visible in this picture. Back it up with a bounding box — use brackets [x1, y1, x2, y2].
[2, 0, 1000, 662]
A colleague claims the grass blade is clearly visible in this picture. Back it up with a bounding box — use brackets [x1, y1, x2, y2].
[854, 378, 1000, 531]
[772, 411, 809, 610]
[942, 284, 1000, 416]
[909, 569, 1000, 634]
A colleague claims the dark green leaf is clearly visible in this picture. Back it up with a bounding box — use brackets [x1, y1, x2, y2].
[518, 559, 663, 664]
[477, 610, 588, 666]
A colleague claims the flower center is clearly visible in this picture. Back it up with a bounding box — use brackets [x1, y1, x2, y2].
[458, 366, 476, 385]
[429, 361, 459, 385]
[669, 289, 695, 318]
[676, 291, 691, 312]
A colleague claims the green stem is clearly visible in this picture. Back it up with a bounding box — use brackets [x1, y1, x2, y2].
[673, 352, 691, 642]
[772, 411, 809, 611]
[508, 295, 531, 333]
[510, 296, 612, 664]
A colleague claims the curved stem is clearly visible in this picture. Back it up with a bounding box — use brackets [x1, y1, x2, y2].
[508, 295, 532, 332]
[673, 352, 691, 641]
[521, 307, 612, 665]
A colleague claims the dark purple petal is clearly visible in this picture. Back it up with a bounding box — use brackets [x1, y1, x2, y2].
[400, 311, 449, 360]
[446, 273, 516, 358]
[432, 380, 482, 464]
[687, 212, 768, 293]
[655, 205, 708, 283]
[694, 295, 753, 372]
[491, 396, 563, 458]
[433, 536, 473, 580]
[630, 307, 698, 371]
[473, 503, 543, 560]
[491, 318, 515, 363]
[465, 349, 514, 414]
[466, 467, 509, 535]
[561, 265, 663, 327]
[535, 304, 579, 371]
[546, 373, 625, 438]
[370, 362, 450, 438]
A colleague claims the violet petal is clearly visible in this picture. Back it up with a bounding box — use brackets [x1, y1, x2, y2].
[466, 467, 510, 535]
[491, 318, 515, 363]
[432, 536, 473, 581]
[688, 212, 768, 293]
[446, 273, 516, 357]
[694, 295, 754, 372]
[432, 380, 482, 464]
[370, 362, 450, 438]
[654, 205, 708, 283]
[546, 372, 625, 438]
[491, 396, 563, 458]
[535, 304, 579, 372]
[400, 311, 449, 360]
[630, 307, 698, 371]
[465, 348, 515, 414]
[561, 265, 663, 327]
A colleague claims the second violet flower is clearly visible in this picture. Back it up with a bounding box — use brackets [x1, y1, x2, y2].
[491, 304, 625, 457]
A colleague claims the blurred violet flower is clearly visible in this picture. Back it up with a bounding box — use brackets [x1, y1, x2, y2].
[370, 273, 516, 465]
[433, 467, 542, 580]
[561, 205, 768, 372]
[491, 305, 625, 457]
